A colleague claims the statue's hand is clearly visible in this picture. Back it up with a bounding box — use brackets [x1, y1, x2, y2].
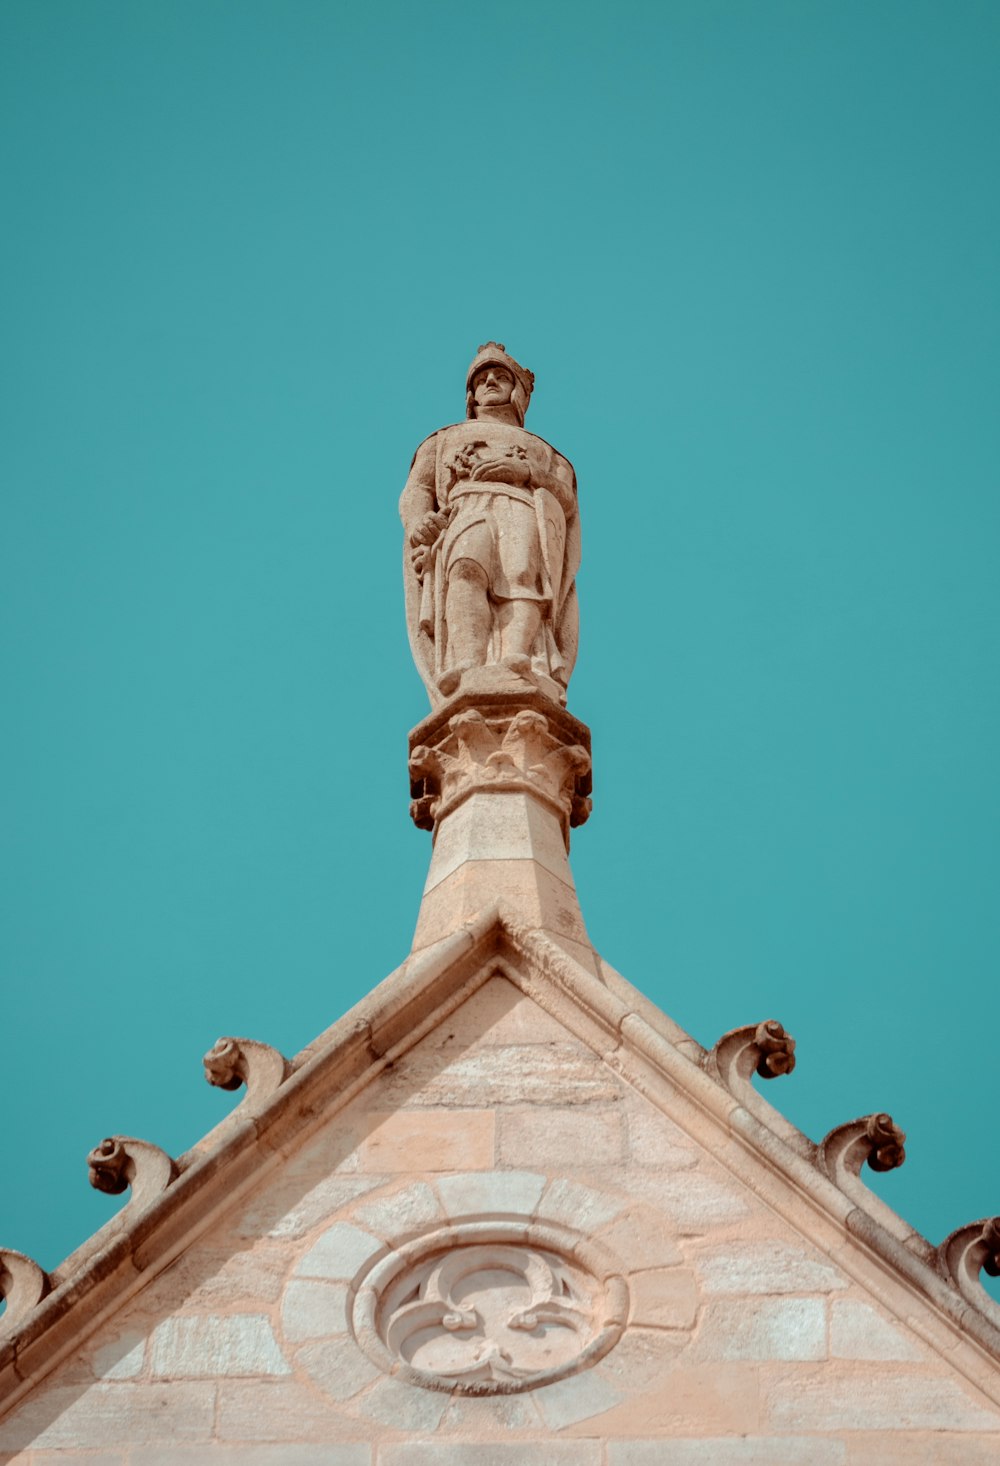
[409, 509, 449, 548]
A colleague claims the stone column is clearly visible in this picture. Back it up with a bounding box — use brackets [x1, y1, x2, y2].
[407, 689, 597, 972]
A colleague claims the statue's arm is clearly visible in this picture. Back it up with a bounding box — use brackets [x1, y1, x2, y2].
[399, 436, 439, 541]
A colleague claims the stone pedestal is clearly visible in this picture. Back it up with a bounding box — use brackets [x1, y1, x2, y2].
[407, 691, 598, 971]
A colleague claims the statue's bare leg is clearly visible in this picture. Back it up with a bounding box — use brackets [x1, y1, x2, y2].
[440, 559, 491, 693]
[497, 598, 543, 671]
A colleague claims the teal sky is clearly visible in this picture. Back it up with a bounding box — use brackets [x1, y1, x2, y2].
[2, 1, 998, 1299]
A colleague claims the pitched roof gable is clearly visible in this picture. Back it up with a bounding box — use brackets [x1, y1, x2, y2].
[2, 905, 1000, 1422]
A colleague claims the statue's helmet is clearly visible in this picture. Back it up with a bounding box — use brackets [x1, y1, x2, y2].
[466, 342, 535, 426]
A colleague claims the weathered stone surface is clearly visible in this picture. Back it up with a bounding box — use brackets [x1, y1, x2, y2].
[694, 1297, 826, 1361]
[441, 1391, 543, 1431]
[533, 1367, 624, 1428]
[695, 1240, 849, 1295]
[236, 1174, 382, 1239]
[499, 1105, 626, 1168]
[127, 1449, 370, 1466]
[297, 1337, 381, 1401]
[628, 1170, 751, 1228]
[91, 1327, 146, 1379]
[353, 1180, 443, 1238]
[0, 1383, 217, 1450]
[766, 1372, 1000, 1431]
[435, 1168, 546, 1219]
[381, 1447, 601, 1466]
[281, 1279, 350, 1342]
[216, 1379, 356, 1441]
[595, 1206, 683, 1269]
[355, 1374, 451, 1431]
[150, 1315, 289, 1378]
[844, 1435, 1000, 1464]
[379, 1042, 619, 1107]
[623, 1100, 700, 1169]
[295, 1223, 382, 1281]
[608, 1442, 847, 1465]
[540, 1177, 625, 1232]
[359, 1110, 495, 1170]
[140, 1238, 295, 1303]
[433, 977, 571, 1046]
[830, 1299, 924, 1360]
[628, 1268, 699, 1329]
[595, 1326, 689, 1388]
[595, 1363, 760, 1434]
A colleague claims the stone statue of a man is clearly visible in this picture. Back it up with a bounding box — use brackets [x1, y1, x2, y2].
[400, 343, 580, 706]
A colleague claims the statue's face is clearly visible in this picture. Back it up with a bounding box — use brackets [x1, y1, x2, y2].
[473, 365, 515, 408]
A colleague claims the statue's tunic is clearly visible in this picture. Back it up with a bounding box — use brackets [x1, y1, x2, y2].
[401, 419, 580, 705]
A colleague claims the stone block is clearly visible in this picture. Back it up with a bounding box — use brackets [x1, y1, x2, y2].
[353, 1180, 443, 1238]
[499, 1105, 626, 1168]
[533, 1368, 624, 1428]
[236, 1174, 383, 1240]
[438, 976, 571, 1046]
[540, 1177, 625, 1232]
[829, 1299, 924, 1360]
[355, 1375, 451, 1431]
[216, 1380, 356, 1441]
[628, 1171, 750, 1228]
[32, 1454, 126, 1466]
[0, 1383, 217, 1451]
[379, 1043, 619, 1108]
[298, 1337, 381, 1401]
[844, 1435, 1000, 1464]
[694, 1297, 826, 1361]
[595, 1326, 688, 1389]
[359, 1110, 495, 1170]
[696, 1241, 849, 1295]
[435, 1169, 546, 1219]
[594, 1363, 759, 1433]
[128, 1449, 370, 1465]
[766, 1371, 1000, 1431]
[91, 1327, 146, 1379]
[624, 1099, 700, 1169]
[150, 1315, 290, 1378]
[380, 1447, 601, 1466]
[608, 1441, 846, 1464]
[441, 1391, 543, 1431]
[295, 1222, 382, 1281]
[628, 1267, 699, 1329]
[281, 1279, 350, 1342]
[423, 789, 576, 889]
[595, 1206, 683, 1269]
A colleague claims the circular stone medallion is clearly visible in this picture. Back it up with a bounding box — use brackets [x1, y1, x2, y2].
[351, 1220, 627, 1394]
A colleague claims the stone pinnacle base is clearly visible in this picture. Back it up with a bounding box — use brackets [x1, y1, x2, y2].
[407, 690, 597, 969]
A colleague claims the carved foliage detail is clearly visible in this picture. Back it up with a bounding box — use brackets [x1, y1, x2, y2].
[0, 1249, 50, 1330]
[820, 1112, 907, 1185]
[203, 1036, 290, 1101]
[409, 707, 592, 835]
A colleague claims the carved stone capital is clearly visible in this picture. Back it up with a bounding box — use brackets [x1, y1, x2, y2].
[820, 1112, 907, 1184]
[87, 1136, 178, 1209]
[203, 1036, 290, 1102]
[0, 1249, 50, 1330]
[408, 690, 592, 845]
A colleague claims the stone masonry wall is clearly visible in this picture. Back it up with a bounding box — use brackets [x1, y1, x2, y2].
[2, 976, 999, 1463]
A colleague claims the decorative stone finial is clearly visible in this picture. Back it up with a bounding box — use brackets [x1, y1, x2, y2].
[0, 1248, 50, 1330]
[400, 345, 580, 706]
[87, 1136, 178, 1208]
[203, 1036, 290, 1101]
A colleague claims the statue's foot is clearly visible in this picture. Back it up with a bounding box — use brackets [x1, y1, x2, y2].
[438, 661, 475, 697]
[500, 654, 533, 682]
